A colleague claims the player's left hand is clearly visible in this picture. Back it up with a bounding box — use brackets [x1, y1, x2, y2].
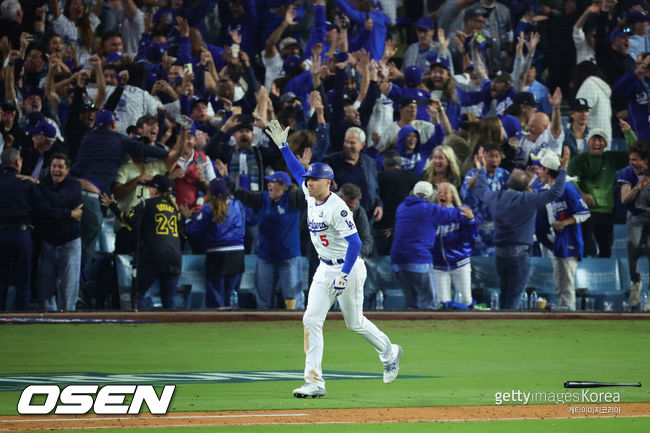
[332, 272, 349, 296]
[265, 119, 290, 149]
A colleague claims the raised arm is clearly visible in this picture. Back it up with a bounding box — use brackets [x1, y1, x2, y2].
[266, 120, 306, 182]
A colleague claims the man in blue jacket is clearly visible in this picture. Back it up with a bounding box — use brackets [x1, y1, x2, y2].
[36, 154, 84, 311]
[233, 171, 307, 309]
[390, 181, 472, 309]
[471, 145, 569, 309]
[71, 110, 169, 274]
[533, 149, 591, 311]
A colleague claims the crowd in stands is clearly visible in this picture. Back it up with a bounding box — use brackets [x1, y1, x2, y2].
[1, 0, 650, 312]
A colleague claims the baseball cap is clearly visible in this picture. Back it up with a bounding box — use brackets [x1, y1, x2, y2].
[398, 97, 418, 108]
[587, 128, 609, 145]
[143, 174, 172, 192]
[0, 100, 17, 111]
[415, 16, 435, 30]
[626, 10, 650, 24]
[531, 148, 561, 170]
[209, 177, 228, 196]
[404, 66, 422, 87]
[190, 98, 209, 111]
[25, 111, 45, 130]
[568, 98, 591, 112]
[23, 86, 44, 99]
[27, 120, 56, 139]
[264, 171, 292, 186]
[499, 114, 522, 140]
[94, 109, 119, 127]
[278, 37, 300, 51]
[512, 92, 536, 107]
[492, 70, 512, 84]
[106, 51, 124, 64]
[426, 53, 450, 70]
[413, 181, 435, 199]
[465, 6, 488, 20]
[610, 27, 632, 41]
[282, 54, 303, 74]
[325, 21, 339, 32]
[280, 91, 298, 105]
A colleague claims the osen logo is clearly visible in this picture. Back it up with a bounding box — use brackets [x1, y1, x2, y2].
[17, 384, 175, 415]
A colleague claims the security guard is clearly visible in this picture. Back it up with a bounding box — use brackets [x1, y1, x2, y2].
[0, 148, 39, 310]
[102, 175, 182, 309]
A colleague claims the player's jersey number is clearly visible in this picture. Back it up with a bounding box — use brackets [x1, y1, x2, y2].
[320, 234, 329, 246]
[155, 213, 179, 237]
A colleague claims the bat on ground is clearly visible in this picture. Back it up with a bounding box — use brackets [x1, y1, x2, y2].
[564, 381, 641, 388]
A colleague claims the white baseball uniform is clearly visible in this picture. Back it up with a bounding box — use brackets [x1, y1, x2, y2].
[301, 182, 397, 388]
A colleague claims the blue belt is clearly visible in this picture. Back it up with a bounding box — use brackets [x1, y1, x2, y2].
[320, 258, 345, 266]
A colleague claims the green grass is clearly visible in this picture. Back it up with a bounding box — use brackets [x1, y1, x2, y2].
[1, 320, 649, 419]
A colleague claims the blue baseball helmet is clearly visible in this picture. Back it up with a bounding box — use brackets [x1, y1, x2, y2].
[302, 162, 334, 180]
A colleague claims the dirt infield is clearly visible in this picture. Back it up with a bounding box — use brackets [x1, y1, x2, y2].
[1, 403, 649, 431]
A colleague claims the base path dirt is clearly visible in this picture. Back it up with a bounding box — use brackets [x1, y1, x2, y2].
[1, 403, 649, 431]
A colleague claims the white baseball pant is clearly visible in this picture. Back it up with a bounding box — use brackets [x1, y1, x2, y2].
[302, 258, 395, 388]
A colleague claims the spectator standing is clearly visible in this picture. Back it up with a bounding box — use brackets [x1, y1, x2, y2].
[391, 181, 472, 309]
[103, 175, 182, 310]
[233, 171, 306, 310]
[338, 183, 374, 258]
[614, 52, 650, 140]
[433, 182, 478, 306]
[324, 127, 383, 222]
[182, 177, 246, 308]
[534, 149, 591, 311]
[574, 61, 612, 144]
[375, 151, 419, 255]
[470, 145, 568, 309]
[568, 127, 634, 257]
[422, 145, 462, 189]
[36, 154, 83, 311]
[0, 148, 39, 310]
[563, 98, 591, 157]
[618, 140, 650, 310]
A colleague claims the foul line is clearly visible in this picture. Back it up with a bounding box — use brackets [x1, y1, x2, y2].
[0, 413, 310, 423]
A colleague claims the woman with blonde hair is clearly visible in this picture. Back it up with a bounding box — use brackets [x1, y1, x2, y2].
[183, 178, 246, 308]
[432, 182, 478, 306]
[422, 145, 461, 189]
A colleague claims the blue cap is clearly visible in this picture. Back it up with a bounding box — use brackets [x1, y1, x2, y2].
[283, 54, 303, 74]
[426, 53, 450, 70]
[25, 111, 45, 129]
[610, 27, 631, 41]
[94, 109, 119, 127]
[404, 66, 422, 87]
[106, 51, 124, 64]
[627, 10, 650, 24]
[264, 171, 292, 186]
[415, 16, 435, 30]
[23, 86, 44, 99]
[302, 162, 334, 180]
[209, 177, 228, 196]
[27, 120, 56, 139]
[499, 114, 521, 140]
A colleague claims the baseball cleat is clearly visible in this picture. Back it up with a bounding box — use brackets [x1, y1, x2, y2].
[383, 344, 402, 384]
[293, 382, 326, 398]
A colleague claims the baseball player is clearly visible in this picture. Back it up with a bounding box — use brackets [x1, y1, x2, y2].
[265, 120, 402, 399]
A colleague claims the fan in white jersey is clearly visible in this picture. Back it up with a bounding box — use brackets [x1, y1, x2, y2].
[265, 120, 402, 399]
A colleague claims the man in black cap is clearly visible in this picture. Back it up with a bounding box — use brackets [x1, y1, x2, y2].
[563, 98, 591, 157]
[507, 91, 537, 130]
[102, 174, 182, 309]
[0, 147, 39, 310]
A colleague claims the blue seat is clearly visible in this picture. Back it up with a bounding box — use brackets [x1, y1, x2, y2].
[470, 256, 499, 290]
[179, 254, 207, 309]
[365, 255, 405, 310]
[575, 258, 621, 294]
[611, 225, 628, 258]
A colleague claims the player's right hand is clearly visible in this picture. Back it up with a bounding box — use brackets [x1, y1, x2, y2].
[264, 119, 290, 149]
[332, 272, 349, 296]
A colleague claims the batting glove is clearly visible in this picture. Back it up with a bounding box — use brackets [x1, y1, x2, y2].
[264, 119, 290, 149]
[332, 272, 349, 296]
